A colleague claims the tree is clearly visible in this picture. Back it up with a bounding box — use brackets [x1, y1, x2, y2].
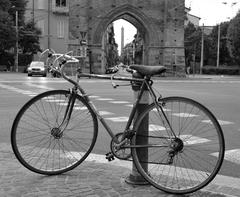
[227, 11, 240, 65]
[208, 22, 232, 65]
[7, 0, 41, 54]
[9, 0, 27, 26]
[0, 0, 16, 52]
[184, 22, 201, 63]
[19, 21, 41, 54]
[0, 0, 41, 67]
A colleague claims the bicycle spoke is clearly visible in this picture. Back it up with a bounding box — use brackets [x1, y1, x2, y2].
[132, 97, 224, 194]
[12, 90, 97, 175]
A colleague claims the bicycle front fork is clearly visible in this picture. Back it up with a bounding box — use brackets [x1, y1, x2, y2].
[52, 90, 77, 137]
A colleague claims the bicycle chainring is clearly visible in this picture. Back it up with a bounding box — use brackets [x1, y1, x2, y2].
[110, 132, 132, 160]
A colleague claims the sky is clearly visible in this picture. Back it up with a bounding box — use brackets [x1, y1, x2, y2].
[113, 0, 240, 54]
[113, 19, 137, 55]
[185, 0, 240, 26]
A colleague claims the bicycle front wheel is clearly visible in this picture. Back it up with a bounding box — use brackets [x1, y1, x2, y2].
[11, 90, 98, 175]
[131, 96, 225, 194]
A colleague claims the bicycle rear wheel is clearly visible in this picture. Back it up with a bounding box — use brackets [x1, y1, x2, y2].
[11, 90, 98, 175]
[131, 96, 225, 194]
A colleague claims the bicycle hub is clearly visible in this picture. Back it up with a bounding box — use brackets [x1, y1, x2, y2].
[51, 128, 63, 139]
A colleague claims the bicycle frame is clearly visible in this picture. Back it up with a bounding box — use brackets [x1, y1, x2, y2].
[45, 51, 176, 145]
[62, 71, 176, 145]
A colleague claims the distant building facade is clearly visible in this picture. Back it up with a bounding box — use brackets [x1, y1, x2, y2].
[25, 0, 186, 74]
[25, 0, 118, 71]
[185, 7, 201, 27]
[25, 0, 70, 54]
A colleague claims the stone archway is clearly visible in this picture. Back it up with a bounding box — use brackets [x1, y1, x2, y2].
[92, 4, 153, 70]
[69, 0, 185, 75]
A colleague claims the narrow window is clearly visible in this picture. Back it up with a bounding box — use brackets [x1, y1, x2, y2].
[57, 20, 65, 38]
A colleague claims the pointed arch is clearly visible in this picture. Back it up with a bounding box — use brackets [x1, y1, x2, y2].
[92, 4, 156, 46]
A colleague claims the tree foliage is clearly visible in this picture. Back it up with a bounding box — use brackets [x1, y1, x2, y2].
[0, 0, 15, 52]
[227, 11, 240, 65]
[0, 0, 41, 57]
[19, 21, 42, 54]
[184, 23, 202, 63]
[9, 0, 27, 26]
[209, 22, 232, 65]
[184, 21, 234, 67]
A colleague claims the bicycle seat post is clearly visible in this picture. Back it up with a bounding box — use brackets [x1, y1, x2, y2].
[125, 71, 149, 185]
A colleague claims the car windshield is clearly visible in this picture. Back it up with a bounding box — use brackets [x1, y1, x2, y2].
[29, 62, 44, 68]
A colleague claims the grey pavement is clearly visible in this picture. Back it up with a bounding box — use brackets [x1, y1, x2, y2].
[1, 72, 240, 197]
[0, 143, 239, 197]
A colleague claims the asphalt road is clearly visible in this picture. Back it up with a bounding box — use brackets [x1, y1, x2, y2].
[0, 72, 240, 183]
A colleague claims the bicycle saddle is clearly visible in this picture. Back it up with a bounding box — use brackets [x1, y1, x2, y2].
[129, 64, 166, 77]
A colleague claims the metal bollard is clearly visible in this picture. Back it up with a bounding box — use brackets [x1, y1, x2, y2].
[125, 72, 149, 185]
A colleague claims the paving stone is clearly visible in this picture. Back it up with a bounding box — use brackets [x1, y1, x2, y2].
[0, 144, 237, 197]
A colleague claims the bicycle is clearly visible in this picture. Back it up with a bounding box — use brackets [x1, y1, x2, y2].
[11, 49, 225, 194]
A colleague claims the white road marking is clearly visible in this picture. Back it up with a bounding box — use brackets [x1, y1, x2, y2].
[58, 103, 70, 106]
[73, 106, 87, 110]
[96, 98, 114, 101]
[105, 117, 129, 122]
[0, 83, 37, 96]
[149, 127, 211, 145]
[21, 91, 36, 95]
[153, 108, 171, 112]
[99, 111, 114, 116]
[45, 99, 66, 103]
[180, 135, 211, 145]
[43, 96, 55, 99]
[173, 113, 199, 118]
[211, 149, 240, 165]
[88, 95, 100, 98]
[24, 83, 53, 90]
[202, 120, 234, 125]
[109, 101, 130, 104]
[149, 124, 166, 131]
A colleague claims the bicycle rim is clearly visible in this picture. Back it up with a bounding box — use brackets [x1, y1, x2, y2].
[132, 96, 225, 194]
[11, 90, 98, 175]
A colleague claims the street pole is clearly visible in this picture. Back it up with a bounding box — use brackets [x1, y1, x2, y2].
[125, 72, 149, 185]
[216, 24, 220, 68]
[15, 10, 19, 72]
[47, 0, 51, 49]
[32, 0, 35, 24]
[200, 24, 204, 74]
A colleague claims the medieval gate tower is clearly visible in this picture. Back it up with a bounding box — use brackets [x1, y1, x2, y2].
[68, 0, 185, 75]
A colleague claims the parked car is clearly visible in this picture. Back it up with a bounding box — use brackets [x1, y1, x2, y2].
[27, 61, 47, 77]
[105, 66, 119, 74]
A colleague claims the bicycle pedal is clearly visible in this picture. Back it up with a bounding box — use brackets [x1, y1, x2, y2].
[105, 152, 115, 162]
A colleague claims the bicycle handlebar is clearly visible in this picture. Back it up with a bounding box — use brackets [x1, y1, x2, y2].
[43, 49, 80, 85]
[43, 49, 142, 89]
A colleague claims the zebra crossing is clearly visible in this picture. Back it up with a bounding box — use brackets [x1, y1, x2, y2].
[0, 82, 239, 166]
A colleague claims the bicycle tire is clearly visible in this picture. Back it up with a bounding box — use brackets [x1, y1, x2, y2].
[11, 90, 98, 175]
[131, 96, 225, 194]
